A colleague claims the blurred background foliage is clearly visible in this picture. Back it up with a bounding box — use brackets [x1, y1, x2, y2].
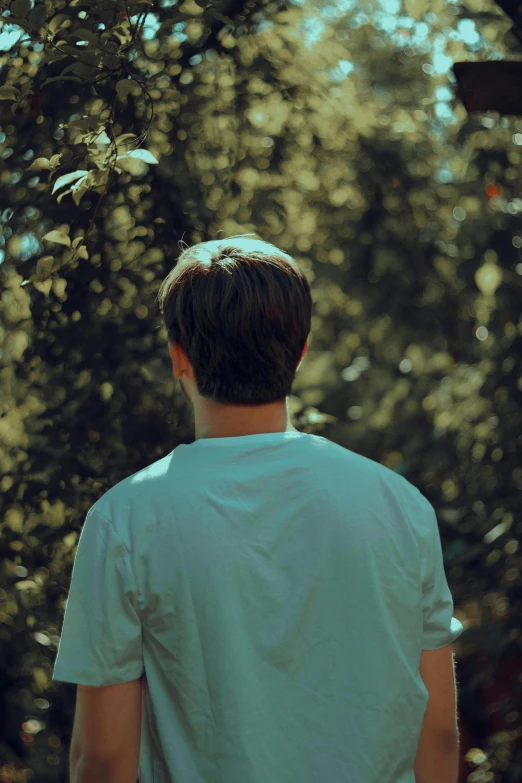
[0, 0, 521, 780]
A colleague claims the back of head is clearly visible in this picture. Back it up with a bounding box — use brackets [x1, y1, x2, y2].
[156, 234, 313, 406]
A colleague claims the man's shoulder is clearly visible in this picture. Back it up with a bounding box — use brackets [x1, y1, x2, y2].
[89, 449, 176, 521]
[313, 435, 423, 495]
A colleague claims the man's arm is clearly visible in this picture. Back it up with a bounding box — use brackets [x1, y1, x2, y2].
[414, 726, 460, 783]
[72, 755, 136, 783]
[414, 644, 460, 783]
[70, 677, 143, 783]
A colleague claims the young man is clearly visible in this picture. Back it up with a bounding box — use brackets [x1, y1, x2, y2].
[53, 235, 463, 783]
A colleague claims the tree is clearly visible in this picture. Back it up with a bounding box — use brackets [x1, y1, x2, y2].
[1, 0, 522, 780]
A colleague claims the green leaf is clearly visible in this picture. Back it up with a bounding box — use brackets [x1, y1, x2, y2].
[35, 256, 56, 280]
[48, 14, 70, 34]
[115, 133, 138, 149]
[42, 230, 71, 247]
[111, 26, 133, 46]
[101, 53, 121, 69]
[116, 79, 136, 101]
[404, 0, 430, 21]
[0, 87, 20, 101]
[11, 0, 32, 18]
[27, 157, 51, 171]
[69, 27, 100, 45]
[52, 170, 89, 194]
[208, 9, 235, 25]
[72, 177, 91, 206]
[65, 118, 93, 130]
[46, 51, 68, 66]
[41, 75, 84, 87]
[117, 149, 159, 164]
[28, 3, 48, 28]
[7, 15, 34, 32]
[72, 189, 84, 206]
[60, 61, 96, 78]
[90, 169, 109, 186]
[58, 45, 97, 60]
[34, 279, 53, 296]
[83, 114, 103, 129]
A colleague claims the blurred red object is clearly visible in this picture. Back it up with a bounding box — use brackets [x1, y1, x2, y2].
[485, 184, 501, 200]
[28, 92, 43, 118]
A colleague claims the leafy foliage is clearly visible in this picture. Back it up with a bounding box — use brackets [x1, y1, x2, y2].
[1, 0, 522, 781]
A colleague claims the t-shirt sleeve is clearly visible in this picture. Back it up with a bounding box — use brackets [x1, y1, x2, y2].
[52, 506, 143, 686]
[420, 499, 464, 650]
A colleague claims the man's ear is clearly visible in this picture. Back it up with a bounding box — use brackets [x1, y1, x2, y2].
[169, 340, 183, 376]
[169, 341, 193, 381]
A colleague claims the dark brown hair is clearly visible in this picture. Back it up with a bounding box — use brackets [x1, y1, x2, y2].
[156, 234, 313, 406]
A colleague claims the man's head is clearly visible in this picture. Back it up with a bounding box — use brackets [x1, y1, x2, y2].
[156, 234, 312, 438]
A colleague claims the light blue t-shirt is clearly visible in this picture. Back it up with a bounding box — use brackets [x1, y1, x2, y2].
[52, 431, 464, 783]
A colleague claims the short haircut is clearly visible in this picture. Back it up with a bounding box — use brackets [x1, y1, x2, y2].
[156, 234, 312, 405]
